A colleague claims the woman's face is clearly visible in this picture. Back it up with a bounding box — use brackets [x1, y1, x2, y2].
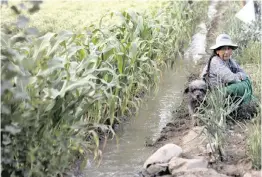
[216, 46, 233, 60]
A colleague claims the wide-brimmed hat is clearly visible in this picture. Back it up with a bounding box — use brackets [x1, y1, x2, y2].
[210, 34, 238, 50]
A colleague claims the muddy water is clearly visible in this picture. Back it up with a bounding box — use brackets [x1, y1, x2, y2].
[83, 60, 192, 177]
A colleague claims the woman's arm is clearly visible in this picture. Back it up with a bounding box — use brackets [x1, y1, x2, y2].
[211, 57, 242, 84]
[230, 59, 248, 80]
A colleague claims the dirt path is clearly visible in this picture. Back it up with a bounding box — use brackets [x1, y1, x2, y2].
[148, 1, 260, 177]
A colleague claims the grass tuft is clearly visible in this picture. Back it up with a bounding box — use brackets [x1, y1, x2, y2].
[247, 112, 261, 170]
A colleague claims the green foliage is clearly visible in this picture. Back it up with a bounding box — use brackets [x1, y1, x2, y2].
[235, 41, 261, 64]
[247, 113, 261, 170]
[224, 6, 262, 63]
[1, 1, 209, 176]
[229, 20, 261, 66]
[197, 88, 243, 160]
[232, 20, 261, 50]
[1, 31, 105, 177]
[230, 20, 262, 62]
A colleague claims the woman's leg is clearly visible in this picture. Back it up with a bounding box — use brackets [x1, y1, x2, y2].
[225, 78, 253, 104]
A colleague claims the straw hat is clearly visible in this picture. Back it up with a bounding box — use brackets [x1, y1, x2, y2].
[210, 34, 238, 50]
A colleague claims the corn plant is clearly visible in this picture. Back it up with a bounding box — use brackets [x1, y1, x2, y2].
[1, 30, 110, 176]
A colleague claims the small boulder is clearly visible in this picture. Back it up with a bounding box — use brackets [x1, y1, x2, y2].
[169, 157, 208, 175]
[182, 126, 207, 155]
[143, 143, 182, 175]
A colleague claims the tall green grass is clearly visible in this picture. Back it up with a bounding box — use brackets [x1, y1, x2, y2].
[247, 112, 261, 170]
[1, 1, 209, 176]
[197, 88, 243, 161]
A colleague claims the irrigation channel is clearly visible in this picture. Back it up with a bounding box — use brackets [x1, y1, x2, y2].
[84, 60, 191, 177]
[83, 1, 218, 176]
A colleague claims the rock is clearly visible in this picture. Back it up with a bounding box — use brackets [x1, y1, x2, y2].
[143, 143, 182, 175]
[243, 170, 262, 177]
[169, 157, 208, 175]
[138, 169, 153, 177]
[252, 171, 262, 177]
[174, 168, 230, 177]
[182, 126, 207, 155]
[244, 173, 252, 177]
[146, 163, 168, 175]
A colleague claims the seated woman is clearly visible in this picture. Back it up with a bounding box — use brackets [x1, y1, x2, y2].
[200, 33, 253, 105]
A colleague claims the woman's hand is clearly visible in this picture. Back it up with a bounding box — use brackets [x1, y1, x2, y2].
[237, 72, 246, 81]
